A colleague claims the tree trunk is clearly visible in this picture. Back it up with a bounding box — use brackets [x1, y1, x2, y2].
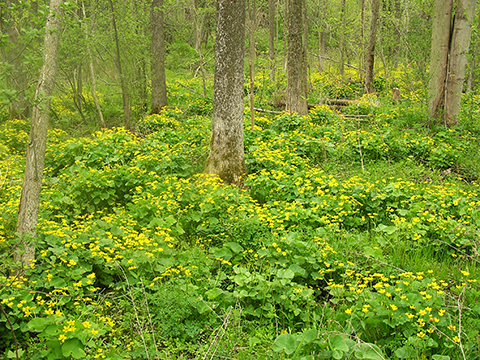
[193, 0, 208, 97]
[109, 0, 131, 127]
[15, 0, 63, 267]
[82, 1, 105, 127]
[364, 0, 380, 94]
[428, 0, 453, 121]
[204, 0, 247, 187]
[268, 0, 276, 82]
[445, 0, 476, 126]
[286, 0, 308, 115]
[151, 0, 168, 113]
[248, 0, 256, 131]
[339, 0, 346, 76]
[466, 14, 480, 92]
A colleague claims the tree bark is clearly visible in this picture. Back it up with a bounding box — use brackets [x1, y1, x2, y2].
[428, 0, 453, 121]
[15, 0, 63, 267]
[286, 0, 308, 115]
[82, 1, 105, 127]
[445, 0, 476, 126]
[268, 0, 276, 82]
[109, 0, 131, 127]
[339, 0, 346, 76]
[248, 0, 256, 131]
[151, 0, 168, 113]
[204, 0, 247, 187]
[193, 0, 208, 97]
[364, 0, 380, 94]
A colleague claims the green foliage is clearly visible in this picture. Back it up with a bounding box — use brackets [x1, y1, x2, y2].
[1, 69, 480, 359]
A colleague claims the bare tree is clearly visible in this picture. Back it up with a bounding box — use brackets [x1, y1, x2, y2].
[15, 0, 64, 267]
[286, 0, 308, 115]
[364, 0, 380, 94]
[428, 0, 476, 127]
[204, 0, 247, 187]
[151, 0, 168, 113]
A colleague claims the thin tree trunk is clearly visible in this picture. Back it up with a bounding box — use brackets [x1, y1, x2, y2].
[248, 0, 256, 131]
[109, 0, 131, 127]
[339, 0, 346, 76]
[15, 0, 63, 267]
[365, 0, 380, 94]
[151, 0, 168, 113]
[445, 0, 476, 126]
[268, 0, 276, 82]
[428, 0, 453, 121]
[82, 1, 105, 127]
[204, 0, 247, 187]
[466, 14, 480, 92]
[193, 0, 208, 97]
[360, 0, 365, 80]
[318, 31, 325, 72]
[286, 0, 308, 114]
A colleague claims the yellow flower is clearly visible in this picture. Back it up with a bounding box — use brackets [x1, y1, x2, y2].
[417, 332, 425, 338]
[453, 336, 460, 343]
[345, 308, 352, 314]
[390, 304, 398, 311]
[91, 328, 99, 335]
[82, 321, 91, 329]
[58, 334, 67, 342]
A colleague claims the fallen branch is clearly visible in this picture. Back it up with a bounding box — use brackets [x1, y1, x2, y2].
[253, 107, 282, 114]
[176, 81, 204, 97]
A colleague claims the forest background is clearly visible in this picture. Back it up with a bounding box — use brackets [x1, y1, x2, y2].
[1, 0, 480, 359]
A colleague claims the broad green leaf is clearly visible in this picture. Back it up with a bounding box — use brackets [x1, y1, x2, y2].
[272, 334, 297, 355]
[27, 317, 49, 332]
[62, 338, 83, 358]
[226, 242, 244, 253]
[432, 356, 450, 360]
[298, 328, 317, 345]
[333, 349, 344, 359]
[205, 288, 223, 300]
[329, 335, 349, 352]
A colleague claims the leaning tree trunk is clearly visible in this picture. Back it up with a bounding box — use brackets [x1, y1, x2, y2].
[286, 0, 308, 115]
[364, 0, 380, 94]
[428, 0, 453, 122]
[151, 0, 168, 113]
[445, 0, 476, 126]
[204, 0, 247, 187]
[15, 0, 63, 267]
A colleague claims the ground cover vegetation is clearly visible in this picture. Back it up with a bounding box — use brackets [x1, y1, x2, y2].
[2, 0, 480, 359]
[1, 70, 480, 359]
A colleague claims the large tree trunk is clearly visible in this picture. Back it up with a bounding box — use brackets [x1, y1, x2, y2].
[286, 0, 308, 115]
[15, 0, 63, 267]
[151, 0, 168, 113]
[428, 0, 453, 121]
[204, 0, 247, 187]
[466, 15, 480, 92]
[445, 0, 476, 126]
[364, 0, 380, 94]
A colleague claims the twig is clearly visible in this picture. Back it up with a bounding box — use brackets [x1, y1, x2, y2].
[140, 279, 160, 359]
[253, 107, 282, 114]
[176, 81, 204, 97]
[117, 263, 150, 360]
[457, 286, 467, 360]
[427, 239, 480, 265]
[356, 128, 365, 172]
[354, 252, 407, 273]
[0, 302, 19, 360]
[202, 306, 233, 360]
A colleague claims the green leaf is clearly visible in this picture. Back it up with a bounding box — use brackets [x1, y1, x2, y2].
[332, 349, 344, 359]
[205, 288, 223, 300]
[226, 242, 244, 253]
[329, 335, 349, 352]
[27, 317, 49, 332]
[289, 264, 306, 277]
[62, 338, 84, 358]
[298, 328, 317, 345]
[272, 334, 297, 355]
[432, 356, 450, 360]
